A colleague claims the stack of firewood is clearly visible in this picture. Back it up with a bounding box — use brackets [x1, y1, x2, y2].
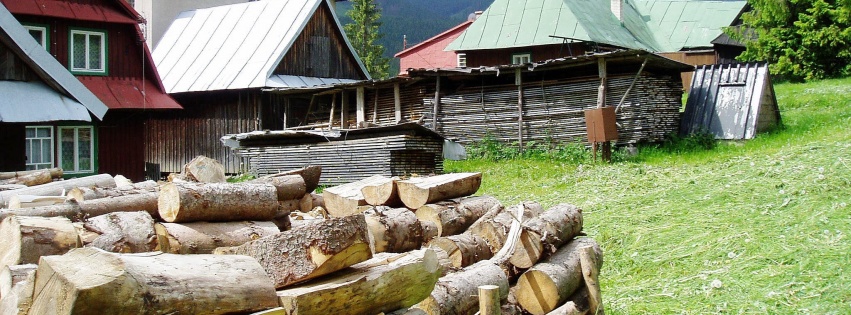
[0, 156, 604, 315]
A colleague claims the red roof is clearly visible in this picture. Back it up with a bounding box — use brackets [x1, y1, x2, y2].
[2, 0, 141, 24]
[78, 76, 182, 110]
[395, 20, 473, 57]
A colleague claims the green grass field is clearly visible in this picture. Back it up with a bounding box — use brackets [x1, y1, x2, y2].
[446, 77, 851, 314]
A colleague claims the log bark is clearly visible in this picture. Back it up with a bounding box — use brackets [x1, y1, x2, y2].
[397, 173, 482, 209]
[323, 175, 388, 217]
[516, 238, 603, 315]
[0, 168, 62, 181]
[28, 247, 278, 315]
[0, 265, 35, 315]
[299, 193, 324, 212]
[0, 264, 36, 299]
[276, 249, 441, 315]
[158, 182, 278, 223]
[364, 207, 423, 253]
[420, 220, 439, 244]
[155, 221, 279, 254]
[262, 165, 322, 193]
[0, 216, 81, 268]
[83, 212, 158, 253]
[0, 170, 51, 187]
[183, 155, 226, 183]
[510, 204, 583, 269]
[546, 286, 590, 315]
[289, 218, 325, 230]
[478, 285, 501, 315]
[428, 234, 492, 268]
[579, 246, 603, 315]
[215, 215, 372, 288]
[66, 180, 157, 201]
[0, 193, 159, 222]
[250, 175, 306, 201]
[0, 174, 115, 207]
[413, 260, 509, 315]
[361, 176, 401, 207]
[7, 195, 65, 209]
[415, 196, 501, 237]
[468, 201, 543, 255]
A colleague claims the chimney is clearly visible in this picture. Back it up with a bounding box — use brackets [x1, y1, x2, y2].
[468, 11, 484, 22]
[611, 0, 623, 22]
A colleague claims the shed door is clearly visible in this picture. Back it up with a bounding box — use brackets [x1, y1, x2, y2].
[710, 84, 749, 139]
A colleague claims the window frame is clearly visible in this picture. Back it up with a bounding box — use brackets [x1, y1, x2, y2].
[57, 125, 96, 174]
[457, 53, 467, 68]
[511, 53, 531, 65]
[22, 24, 49, 49]
[68, 28, 108, 76]
[24, 126, 54, 171]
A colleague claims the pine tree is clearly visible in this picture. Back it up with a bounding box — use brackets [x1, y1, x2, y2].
[344, 0, 390, 79]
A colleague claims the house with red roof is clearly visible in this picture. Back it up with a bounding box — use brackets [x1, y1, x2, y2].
[0, 0, 182, 181]
[394, 16, 476, 76]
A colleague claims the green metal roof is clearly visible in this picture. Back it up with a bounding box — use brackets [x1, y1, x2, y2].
[446, 0, 746, 53]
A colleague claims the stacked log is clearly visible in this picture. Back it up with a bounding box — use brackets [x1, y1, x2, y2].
[82, 211, 158, 253]
[0, 216, 81, 268]
[0, 174, 115, 207]
[415, 195, 501, 237]
[323, 175, 389, 217]
[363, 207, 424, 253]
[155, 221, 279, 254]
[157, 182, 278, 222]
[397, 173, 482, 209]
[65, 180, 157, 201]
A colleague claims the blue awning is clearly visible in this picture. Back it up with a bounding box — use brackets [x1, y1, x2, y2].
[0, 81, 92, 122]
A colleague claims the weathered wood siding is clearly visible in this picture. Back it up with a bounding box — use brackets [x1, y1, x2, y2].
[98, 112, 146, 181]
[659, 51, 716, 91]
[274, 2, 365, 80]
[0, 41, 36, 81]
[463, 43, 587, 67]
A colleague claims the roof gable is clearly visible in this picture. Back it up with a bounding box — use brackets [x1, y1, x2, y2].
[0, 3, 107, 120]
[0, 0, 142, 24]
[154, 0, 369, 94]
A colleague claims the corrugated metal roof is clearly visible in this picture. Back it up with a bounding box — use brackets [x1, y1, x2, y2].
[0, 81, 91, 122]
[0, 0, 141, 24]
[266, 75, 360, 89]
[446, 0, 745, 53]
[78, 77, 183, 110]
[395, 20, 473, 57]
[154, 0, 369, 94]
[0, 3, 108, 121]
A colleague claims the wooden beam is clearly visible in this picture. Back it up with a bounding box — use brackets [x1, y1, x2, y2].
[394, 83, 402, 123]
[433, 75, 441, 131]
[340, 90, 348, 129]
[597, 57, 607, 108]
[328, 92, 336, 129]
[356, 87, 366, 126]
[372, 88, 379, 124]
[283, 97, 289, 129]
[516, 68, 524, 151]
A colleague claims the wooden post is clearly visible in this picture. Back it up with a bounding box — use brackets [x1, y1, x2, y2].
[328, 92, 336, 129]
[478, 285, 501, 315]
[283, 97, 289, 129]
[433, 75, 440, 132]
[579, 245, 604, 315]
[394, 83, 402, 123]
[596, 57, 611, 161]
[341, 90, 348, 129]
[516, 68, 524, 151]
[373, 88, 379, 124]
[356, 86, 366, 127]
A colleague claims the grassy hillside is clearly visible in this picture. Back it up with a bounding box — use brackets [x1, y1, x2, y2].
[446, 77, 851, 313]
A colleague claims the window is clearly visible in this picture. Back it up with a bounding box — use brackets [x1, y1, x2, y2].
[69, 29, 107, 75]
[25, 126, 54, 170]
[512, 53, 531, 65]
[58, 126, 95, 174]
[457, 53, 467, 68]
[23, 25, 48, 48]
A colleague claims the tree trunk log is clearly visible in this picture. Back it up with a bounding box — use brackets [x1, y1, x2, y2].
[510, 204, 583, 269]
[397, 173, 482, 209]
[0, 192, 159, 222]
[299, 193, 324, 212]
[276, 249, 440, 315]
[516, 238, 602, 315]
[82, 212, 158, 253]
[155, 221, 279, 254]
[579, 246, 603, 315]
[428, 234, 493, 268]
[0, 174, 115, 207]
[66, 180, 157, 201]
[0, 168, 62, 181]
[0, 264, 35, 315]
[420, 220, 439, 244]
[364, 207, 423, 253]
[215, 215, 372, 288]
[0, 185, 26, 192]
[158, 182, 278, 223]
[289, 218, 325, 230]
[468, 201, 543, 255]
[413, 260, 509, 315]
[262, 165, 322, 194]
[7, 195, 65, 209]
[250, 175, 307, 201]
[183, 155, 226, 183]
[0, 170, 51, 187]
[361, 176, 401, 207]
[28, 247, 278, 315]
[478, 285, 501, 315]
[0, 264, 36, 299]
[415, 196, 501, 237]
[0, 216, 81, 268]
[323, 175, 388, 217]
[546, 286, 590, 315]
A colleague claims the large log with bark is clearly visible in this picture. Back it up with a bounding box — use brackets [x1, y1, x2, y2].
[415, 196, 501, 237]
[0, 185, 26, 192]
[0, 174, 115, 207]
[412, 260, 509, 315]
[0, 216, 81, 268]
[515, 238, 603, 315]
[183, 155, 226, 183]
[27, 247, 279, 315]
[158, 182, 278, 223]
[397, 173, 482, 209]
[360, 176, 401, 207]
[0, 170, 51, 187]
[0, 264, 36, 299]
[323, 175, 389, 217]
[510, 204, 583, 269]
[155, 221, 280, 254]
[215, 215, 372, 288]
[363, 207, 423, 253]
[299, 193, 324, 212]
[428, 234, 493, 268]
[0, 192, 159, 222]
[262, 165, 322, 193]
[0, 265, 35, 315]
[66, 180, 157, 201]
[250, 175, 306, 201]
[82, 212, 158, 253]
[7, 195, 65, 209]
[0, 168, 62, 181]
[468, 201, 544, 255]
[276, 249, 440, 315]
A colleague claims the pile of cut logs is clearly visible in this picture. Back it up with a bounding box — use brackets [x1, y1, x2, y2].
[0, 156, 604, 315]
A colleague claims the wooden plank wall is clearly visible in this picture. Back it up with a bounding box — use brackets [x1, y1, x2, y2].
[0, 41, 36, 81]
[659, 51, 716, 91]
[98, 112, 146, 181]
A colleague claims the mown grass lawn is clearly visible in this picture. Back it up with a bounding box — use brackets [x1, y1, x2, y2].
[446, 77, 851, 314]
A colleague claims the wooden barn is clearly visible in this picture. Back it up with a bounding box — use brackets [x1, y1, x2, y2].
[150, 0, 370, 175]
[0, 0, 181, 181]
